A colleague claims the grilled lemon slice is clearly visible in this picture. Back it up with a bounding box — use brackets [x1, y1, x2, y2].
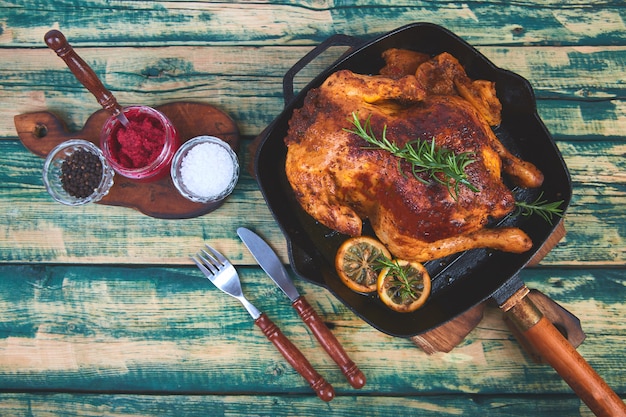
[377, 259, 431, 313]
[335, 236, 392, 293]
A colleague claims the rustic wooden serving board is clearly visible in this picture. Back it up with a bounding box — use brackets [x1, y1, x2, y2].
[14, 102, 240, 219]
[410, 219, 585, 355]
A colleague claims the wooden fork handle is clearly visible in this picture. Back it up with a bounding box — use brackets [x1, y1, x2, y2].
[255, 313, 335, 402]
[44, 30, 123, 115]
[292, 296, 366, 389]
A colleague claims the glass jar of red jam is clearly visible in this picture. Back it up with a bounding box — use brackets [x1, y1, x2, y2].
[100, 106, 180, 182]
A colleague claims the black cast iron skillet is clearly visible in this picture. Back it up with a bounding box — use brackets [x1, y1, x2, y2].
[254, 23, 626, 415]
[256, 22, 569, 337]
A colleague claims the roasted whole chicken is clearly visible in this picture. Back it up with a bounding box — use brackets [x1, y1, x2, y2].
[284, 50, 544, 262]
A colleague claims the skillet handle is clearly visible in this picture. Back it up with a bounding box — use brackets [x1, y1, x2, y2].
[502, 287, 626, 417]
[283, 34, 362, 105]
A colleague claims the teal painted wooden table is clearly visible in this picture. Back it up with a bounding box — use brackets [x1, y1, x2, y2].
[1, 1, 625, 416]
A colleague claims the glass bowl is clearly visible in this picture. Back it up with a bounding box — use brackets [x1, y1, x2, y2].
[42, 139, 115, 206]
[170, 135, 239, 203]
[100, 105, 180, 182]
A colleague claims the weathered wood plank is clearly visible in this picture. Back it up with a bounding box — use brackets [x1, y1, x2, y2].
[0, 392, 610, 417]
[1, 1, 624, 47]
[0, 2, 624, 415]
[1, 138, 624, 265]
[0, 138, 281, 264]
[1, 46, 625, 137]
[1, 44, 625, 265]
[0, 265, 624, 395]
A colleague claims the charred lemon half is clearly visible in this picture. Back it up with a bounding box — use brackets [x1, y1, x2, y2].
[377, 259, 431, 313]
[335, 236, 392, 293]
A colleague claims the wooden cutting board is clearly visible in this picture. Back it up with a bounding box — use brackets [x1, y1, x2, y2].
[15, 102, 240, 219]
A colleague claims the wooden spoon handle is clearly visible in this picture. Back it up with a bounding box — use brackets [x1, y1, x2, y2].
[255, 313, 334, 402]
[44, 30, 123, 115]
[504, 291, 626, 417]
[292, 296, 366, 388]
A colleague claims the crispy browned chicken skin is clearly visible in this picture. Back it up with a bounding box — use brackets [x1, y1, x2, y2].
[284, 51, 543, 262]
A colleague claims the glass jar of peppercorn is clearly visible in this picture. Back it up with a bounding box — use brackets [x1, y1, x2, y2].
[43, 139, 115, 206]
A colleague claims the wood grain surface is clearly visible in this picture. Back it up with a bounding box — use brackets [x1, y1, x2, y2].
[0, 1, 624, 416]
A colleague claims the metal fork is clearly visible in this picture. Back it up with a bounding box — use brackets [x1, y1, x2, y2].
[191, 244, 334, 402]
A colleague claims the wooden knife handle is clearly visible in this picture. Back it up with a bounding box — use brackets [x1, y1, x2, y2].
[293, 296, 366, 389]
[504, 291, 626, 417]
[44, 30, 122, 114]
[254, 313, 334, 402]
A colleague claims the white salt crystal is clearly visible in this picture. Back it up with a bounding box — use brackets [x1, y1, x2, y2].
[180, 142, 236, 198]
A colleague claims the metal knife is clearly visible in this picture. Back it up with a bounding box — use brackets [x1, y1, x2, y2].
[237, 227, 366, 389]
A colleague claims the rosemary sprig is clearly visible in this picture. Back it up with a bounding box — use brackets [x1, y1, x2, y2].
[515, 192, 564, 225]
[375, 257, 423, 302]
[344, 112, 478, 199]
[344, 112, 563, 224]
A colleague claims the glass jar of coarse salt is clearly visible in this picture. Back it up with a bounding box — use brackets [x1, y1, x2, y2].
[171, 135, 239, 203]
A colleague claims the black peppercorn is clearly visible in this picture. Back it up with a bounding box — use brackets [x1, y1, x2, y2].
[60, 149, 103, 198]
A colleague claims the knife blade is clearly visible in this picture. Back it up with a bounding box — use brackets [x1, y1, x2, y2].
[237, 227, 366, 389]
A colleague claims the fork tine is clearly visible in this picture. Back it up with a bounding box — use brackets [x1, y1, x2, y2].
[191, 255, 215, 277]
[203, 244, 229, 265]
[196, 252, 220, 275]
[200, 248, 222, 269]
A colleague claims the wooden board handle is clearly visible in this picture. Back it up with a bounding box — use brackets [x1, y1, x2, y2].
[44, 30, 123, 116]
[292, 296, 366, 389]
[255, 313, 335, 402]
[505, 293, 626, 417]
